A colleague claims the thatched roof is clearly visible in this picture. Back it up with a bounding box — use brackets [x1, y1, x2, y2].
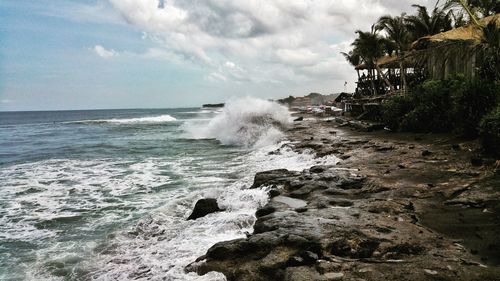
[355, 55, 399, 70]
[412, 14, 500, 50]
[355, 55, 417, 70]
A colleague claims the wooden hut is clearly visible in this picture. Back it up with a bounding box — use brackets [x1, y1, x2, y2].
[410, 14, 500, 80]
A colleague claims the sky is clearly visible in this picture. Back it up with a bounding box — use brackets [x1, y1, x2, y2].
[0, 0, 433, 111]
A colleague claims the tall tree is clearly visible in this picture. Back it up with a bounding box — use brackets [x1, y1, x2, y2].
[405, 4, 453, 40]
[352, 30, 395, 94]
[375, 13, 411, 92]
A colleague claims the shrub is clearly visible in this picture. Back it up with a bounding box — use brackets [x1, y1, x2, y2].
[479, 105, 500, 157]
[381, 95, 413, 130]
[382, 77, 463, 132]
[452, 79, 500, 137]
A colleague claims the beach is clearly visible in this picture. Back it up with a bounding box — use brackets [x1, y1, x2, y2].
[188, 114, 500, 280]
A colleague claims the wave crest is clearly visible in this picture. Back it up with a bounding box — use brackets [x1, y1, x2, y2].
[68, 114, 177, 124]
[184, 97, 291, 147]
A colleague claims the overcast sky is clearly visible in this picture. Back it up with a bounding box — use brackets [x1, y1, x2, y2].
[0, 0, 433, 111]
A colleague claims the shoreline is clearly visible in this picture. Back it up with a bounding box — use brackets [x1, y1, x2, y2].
[187, 115, 500, 280]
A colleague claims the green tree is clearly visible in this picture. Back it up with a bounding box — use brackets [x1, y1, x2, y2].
[352, 30, 395, 95]
[375, 13, 411, 92]
[405, 4, 453, 41]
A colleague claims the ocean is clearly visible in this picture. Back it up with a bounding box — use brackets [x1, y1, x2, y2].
[0, 98, 337, 280]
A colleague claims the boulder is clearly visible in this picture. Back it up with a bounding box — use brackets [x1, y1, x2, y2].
[187, 198, 222, 220]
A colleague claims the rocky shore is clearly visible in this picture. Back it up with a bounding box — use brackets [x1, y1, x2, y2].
[187, 116, 500, 281]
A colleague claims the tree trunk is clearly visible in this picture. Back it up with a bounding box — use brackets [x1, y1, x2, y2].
[399, 55, 407, 94]
[369, 69, 377, 96]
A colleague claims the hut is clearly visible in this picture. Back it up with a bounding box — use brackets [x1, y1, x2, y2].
[354, 55, 418, 96]
[410, 14, 500, 80]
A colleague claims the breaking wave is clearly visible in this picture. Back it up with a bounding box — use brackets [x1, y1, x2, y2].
[183, 97, 291, 148]
[68, 115, 177, 124]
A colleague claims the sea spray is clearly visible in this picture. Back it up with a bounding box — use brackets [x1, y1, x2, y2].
[183, 97, 292, 148]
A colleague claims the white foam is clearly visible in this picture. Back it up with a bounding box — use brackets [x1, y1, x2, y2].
[68, 114, 177, 124]
[183, 97, 291, 148]
[83, 142, 338, 281]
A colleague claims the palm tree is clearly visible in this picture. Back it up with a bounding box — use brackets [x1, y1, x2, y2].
[341, 50, 361, 78]
[375, 13, 411, 92]
[445, 0, 500, 21]
[351, 30, 395, 95]
[405, 4, 454, 41]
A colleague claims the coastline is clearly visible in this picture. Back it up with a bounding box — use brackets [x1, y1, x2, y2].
[187, 115, 500, 280]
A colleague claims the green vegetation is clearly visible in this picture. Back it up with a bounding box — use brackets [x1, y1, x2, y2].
[343, 0, 500, 156]
[480, 105, 500, 156]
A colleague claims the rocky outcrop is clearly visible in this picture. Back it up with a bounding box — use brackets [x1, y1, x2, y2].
[186, 117, 500, 281]
[187, 198, 222, 220]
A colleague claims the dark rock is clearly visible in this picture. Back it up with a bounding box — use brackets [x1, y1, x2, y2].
[268, 188, 281, 198]
[310, 165, 326, 173]
[422, 150, 432, 157]
[452, 144, 461, 151]
[256, 206, 276, 218]
[293, 117, 304, 122]
[301, 251, 319, 264]
[376, 146, 394, 152]
[251, 169, 299, 188]
[470, 157, 484, 167]
[295, 207, 308, 213]
[397, 164, 406, 169]
[287, 256, 305, 266]
[187, 198, 222, 220]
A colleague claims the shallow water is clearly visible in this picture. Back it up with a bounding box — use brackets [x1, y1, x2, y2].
[0, 100, 338, 280]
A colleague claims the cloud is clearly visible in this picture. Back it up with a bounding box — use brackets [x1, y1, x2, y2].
[93, 45, 118, 59]
[1, 99, 13, 104]
[109, 0, 432, 89]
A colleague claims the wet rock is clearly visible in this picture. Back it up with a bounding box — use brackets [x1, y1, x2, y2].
[470, 156, 484, 167]
[422, 150, 432, 157]
[268, 188, 281, 198]
[295, 207, 308, 213]
[324, 272, 344, 280]
[251, 169, 299, 188]
[293, 117, 304, 122]
[187, 198, 222, 220]
[375, 146, 394, 152]
[256, 206, 276, 218]
[452, 144, 461, 151]
[310, 165, 326, 173]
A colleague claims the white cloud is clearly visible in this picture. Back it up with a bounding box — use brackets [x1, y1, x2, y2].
[109, 0, 433, 90]
[93, 45, 118, 59]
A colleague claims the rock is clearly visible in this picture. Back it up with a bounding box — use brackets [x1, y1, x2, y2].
[251, 169, 299, 188]
[268, 188, 281, 198]
[375, 146, 394, 152]
[301, 251, 319, 264]
[452, 144, 461, 151]
[293, 117, 304, 122]
[256, 206, 276, 218]
[422, 150, 432, 157]
[324, 272, 344, 280]
[310, 165, 326, 173]
[397, 164, 405, 169]
[295, 207, 308, 213]
[423, 269, 438, 275]
[470, 156, 484, 166]
[187, 198, 222, 220]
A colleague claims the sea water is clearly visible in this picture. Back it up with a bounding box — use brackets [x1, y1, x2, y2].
[0, 98, 337, 280]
